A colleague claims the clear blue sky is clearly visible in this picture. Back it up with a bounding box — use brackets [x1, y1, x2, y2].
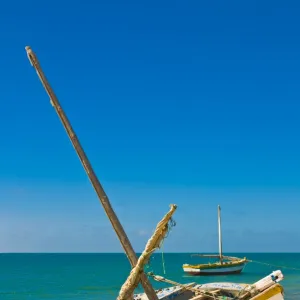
[0, 0, 299, 252]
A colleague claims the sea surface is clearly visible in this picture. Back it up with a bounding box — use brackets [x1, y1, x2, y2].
[0, 253, 299, 299]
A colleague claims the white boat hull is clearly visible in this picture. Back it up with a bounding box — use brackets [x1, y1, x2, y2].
[183, 263, 246, 275]
[134, 283, 284, 300]
[134, 271, 285, 300]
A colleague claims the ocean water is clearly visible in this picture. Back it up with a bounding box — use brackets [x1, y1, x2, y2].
[0, 253, 299, 299]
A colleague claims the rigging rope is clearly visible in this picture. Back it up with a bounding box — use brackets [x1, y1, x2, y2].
[145, 216, 176, 275]
[249, 259, 300, 271]
[160, 217, 176, 275]
[161, 239, 166, 275]
[117, 205, 177, 300]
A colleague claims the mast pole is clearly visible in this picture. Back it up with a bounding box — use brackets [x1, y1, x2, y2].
[218, 205, 223, 264]
[25, 46, 159, 300]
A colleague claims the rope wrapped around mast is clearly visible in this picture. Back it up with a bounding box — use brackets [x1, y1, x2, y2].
[117, 204, 177, 300]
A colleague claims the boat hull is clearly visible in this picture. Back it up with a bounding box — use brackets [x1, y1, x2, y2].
[134, 271, 284, 300]
[133, 282, 284, 300]
[183, 263, 246, 276]
[250, 284, 284, 300]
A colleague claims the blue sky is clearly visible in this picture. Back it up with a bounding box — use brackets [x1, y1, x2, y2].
[0, 0, 299, 252]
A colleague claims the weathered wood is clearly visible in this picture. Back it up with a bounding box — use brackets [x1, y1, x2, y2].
[118, 205, 177, 300]
[25, 46, 159, 300]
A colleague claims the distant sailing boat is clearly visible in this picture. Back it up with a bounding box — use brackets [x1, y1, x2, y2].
[182, 205, 248, 276]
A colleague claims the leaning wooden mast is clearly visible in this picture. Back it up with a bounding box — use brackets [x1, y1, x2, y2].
[25, 46, 158, 300]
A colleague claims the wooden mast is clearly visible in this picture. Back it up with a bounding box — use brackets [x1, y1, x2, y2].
[218, 205, 223, 264]
[25, 46, 159, 300]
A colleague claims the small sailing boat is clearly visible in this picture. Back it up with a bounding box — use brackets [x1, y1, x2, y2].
[183, 205, 248, 275]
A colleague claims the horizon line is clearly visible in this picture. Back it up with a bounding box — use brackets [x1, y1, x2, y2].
[1, 252, 299, 254]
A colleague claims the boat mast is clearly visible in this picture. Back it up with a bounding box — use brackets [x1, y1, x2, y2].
[25, 46, 159, 300]
[218, 205, 223, 264]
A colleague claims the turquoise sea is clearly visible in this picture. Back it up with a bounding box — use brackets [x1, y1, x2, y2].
[0, 253, 299, 299]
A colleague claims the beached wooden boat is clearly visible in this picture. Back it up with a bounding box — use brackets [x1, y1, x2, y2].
[183, 205, 248, 275]
[133, 270, 285, 300]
